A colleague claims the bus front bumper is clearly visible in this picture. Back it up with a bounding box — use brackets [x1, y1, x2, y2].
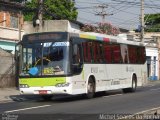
[19, 86, 71, 95]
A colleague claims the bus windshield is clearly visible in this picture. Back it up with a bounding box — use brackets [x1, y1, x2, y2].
[20, 41, 70, 76]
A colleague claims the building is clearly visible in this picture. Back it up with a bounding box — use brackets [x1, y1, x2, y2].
[128, 31, 159, 80]
[152, 35, 160, 81]
[145, 44, 158, 81]
[0, 0, 24, 87]
[0, 0, 24, 54]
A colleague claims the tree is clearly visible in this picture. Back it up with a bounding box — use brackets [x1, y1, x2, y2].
[81, 22, 120, 35]
[144, 13, 160, 32]
[23, 0, 78, 21]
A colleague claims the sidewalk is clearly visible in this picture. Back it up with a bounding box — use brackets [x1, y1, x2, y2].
[145, 79, 160, 86]
[0, 87, 20, 103]
[0, 80, 160, 103]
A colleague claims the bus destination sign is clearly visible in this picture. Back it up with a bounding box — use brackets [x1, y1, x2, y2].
[27, 33, 65, 41]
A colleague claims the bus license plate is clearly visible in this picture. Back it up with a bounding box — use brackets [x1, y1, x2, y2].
[39, 90, 47, 94]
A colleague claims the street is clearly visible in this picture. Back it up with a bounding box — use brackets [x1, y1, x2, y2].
[0, 83, 160, 120]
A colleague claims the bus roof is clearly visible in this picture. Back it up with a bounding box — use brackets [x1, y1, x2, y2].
[76, 32, 144, 46]
[22, 31, 144, 46]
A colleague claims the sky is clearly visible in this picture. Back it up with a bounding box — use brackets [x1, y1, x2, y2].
[75, 0, 160, 30]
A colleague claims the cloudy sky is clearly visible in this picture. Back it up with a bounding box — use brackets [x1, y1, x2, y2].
[75, 0, 160, 30]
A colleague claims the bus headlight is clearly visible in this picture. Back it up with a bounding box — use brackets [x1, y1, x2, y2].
[55, 83, 70, 87]
[19, 84, 29, 88]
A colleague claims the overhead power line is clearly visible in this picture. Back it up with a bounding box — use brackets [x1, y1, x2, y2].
[76, 0, 160, 29]
[95, 4, 113, 23]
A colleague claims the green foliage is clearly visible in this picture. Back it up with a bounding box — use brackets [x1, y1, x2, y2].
[145, 14, 160, 32]
[23, 0, 37, 21]
[23, 0, 78, 21]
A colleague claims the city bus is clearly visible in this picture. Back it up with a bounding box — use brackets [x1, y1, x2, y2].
[15, 31, 147, 99]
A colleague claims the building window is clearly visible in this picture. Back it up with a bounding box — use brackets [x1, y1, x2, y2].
[10, 15, 18, 28]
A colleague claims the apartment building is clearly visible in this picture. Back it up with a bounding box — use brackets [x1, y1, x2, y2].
[0, 0, 24, 54]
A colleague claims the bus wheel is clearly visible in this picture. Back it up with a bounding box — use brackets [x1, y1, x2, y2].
[41, 95, 53, 101]
[123, 75, 137, 93]
[86, 77, 95, 99]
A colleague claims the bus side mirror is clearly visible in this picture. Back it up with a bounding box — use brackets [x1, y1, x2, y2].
[14, 44, 20, 60]
[14, 50, 18, 61]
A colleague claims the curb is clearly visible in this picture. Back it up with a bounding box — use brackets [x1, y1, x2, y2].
[143, 80, 160, 87]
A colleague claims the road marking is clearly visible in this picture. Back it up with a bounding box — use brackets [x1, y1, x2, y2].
[103, 94, 123, 98]
[5, 105, 51, 113]
[120, 107, 160, 119]
[150, 88, 160, 91]
[134, 106, 160, 115]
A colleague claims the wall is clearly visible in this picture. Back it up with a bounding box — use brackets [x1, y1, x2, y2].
[0, 2, 23, 87]
[0, 48, 15, 88]
[146, 47, 159, 80]
[24, 20, 80, 34]
[0, 26, 23, 41]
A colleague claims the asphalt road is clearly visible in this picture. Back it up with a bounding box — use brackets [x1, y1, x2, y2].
[0, 83, 160, 120]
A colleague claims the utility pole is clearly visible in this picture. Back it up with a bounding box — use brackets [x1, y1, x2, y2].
[141, 0, 144, 42]
[18, 11, 22, 41]
[39, 0, 43, 25]
[36, 0, 43, 31]
[95, 4, 112, 23]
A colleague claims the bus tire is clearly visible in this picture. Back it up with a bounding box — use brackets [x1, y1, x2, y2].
[41, 95, 53, 100]
[123, 75, 137, 93]
[86, 77, 95, 99]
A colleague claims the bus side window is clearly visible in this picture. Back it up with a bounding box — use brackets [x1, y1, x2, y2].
[93, 42, 97, 63]
[121, 44, 129, 64]
[88, 42, 93, 63]
[99, 43, 104, 63]
[140, 47, 146, 63]
[137, 47, 142, 63]
[82, 42, 92, 63]
[141, 47, 146, 63]
[104, 44, 112, 63]
[82, 42, 88, 62]
[112, 44, 122, 63]
[72, 43, 83, 74]
[128, 45, 137, 64]
[73, 44, 80, 64]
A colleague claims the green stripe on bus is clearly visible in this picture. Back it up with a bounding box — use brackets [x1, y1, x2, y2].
[79, 34, 96, 40]
[19, 77, 66, 87]
[88, 35, 96, 40]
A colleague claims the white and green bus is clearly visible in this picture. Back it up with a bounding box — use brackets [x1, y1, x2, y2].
[15, 31, 147, 99]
